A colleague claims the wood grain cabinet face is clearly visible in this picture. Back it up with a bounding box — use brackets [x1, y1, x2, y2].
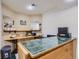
[18, 40, 76, 59]
[63, 42, 73, 59]
[38, 41, 73, 59]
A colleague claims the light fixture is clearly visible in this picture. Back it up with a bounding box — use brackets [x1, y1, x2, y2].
[26, 3, 36, 10]
[65, 0, 74, 2]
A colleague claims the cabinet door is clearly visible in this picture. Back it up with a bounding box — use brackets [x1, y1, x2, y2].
[38, 41, 73, 59]
[64, 41, 73, 59]
[38, 46, 65, 59]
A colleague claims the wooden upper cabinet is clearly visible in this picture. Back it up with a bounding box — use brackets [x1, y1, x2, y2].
[38, 41, 73, 59]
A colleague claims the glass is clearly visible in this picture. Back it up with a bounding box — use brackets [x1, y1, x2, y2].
[22, 37, 70, 55]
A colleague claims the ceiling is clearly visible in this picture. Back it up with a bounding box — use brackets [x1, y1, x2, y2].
[2, 0, 78, 15]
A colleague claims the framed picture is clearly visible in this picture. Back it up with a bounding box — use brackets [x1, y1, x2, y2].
[20, 20, 27, 25]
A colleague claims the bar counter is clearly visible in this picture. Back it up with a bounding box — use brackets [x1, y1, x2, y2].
[18, 37, 77, 59]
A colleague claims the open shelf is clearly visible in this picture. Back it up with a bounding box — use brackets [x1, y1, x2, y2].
[3, 29, 41, 32]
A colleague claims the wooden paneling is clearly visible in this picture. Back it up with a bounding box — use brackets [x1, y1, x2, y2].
[38, 41, 73, 59]
[18, 39, 76, 59]
[4, 35, 42, 41]
[18, 42, 31, 59]
[73, 39, 77, 59]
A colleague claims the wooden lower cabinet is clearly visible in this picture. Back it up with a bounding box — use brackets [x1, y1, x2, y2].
[38, 41, 73, 59]
[18, 40, 76, 59]
[18, 43, 31, 59]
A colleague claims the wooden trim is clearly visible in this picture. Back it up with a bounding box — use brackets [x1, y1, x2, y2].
[73, 39, 77, 59]
[4, 29, 41, 32]
[4, 29, 31, 32]
[4, 35, 42, 41]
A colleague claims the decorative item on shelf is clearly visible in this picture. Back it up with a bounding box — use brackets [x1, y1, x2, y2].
[4, 23, 9, 27]
[39, 23, 42, 30]
[32, 32, 36, 36]
[4, 19, 15, 32]
[10, 35, 16, 38]
[28, 33, 32, 36]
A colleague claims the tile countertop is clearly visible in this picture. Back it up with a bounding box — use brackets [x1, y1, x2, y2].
[21, 37, 76, 58]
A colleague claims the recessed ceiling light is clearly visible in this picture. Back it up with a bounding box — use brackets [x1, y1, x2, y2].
[65, 0, 74, 2]
[26, 4, 36, 10]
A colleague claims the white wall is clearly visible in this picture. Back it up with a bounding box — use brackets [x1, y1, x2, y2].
[42, 6, 78, 38]
[2, 6, 42, 30]
[29, 15, 42, 23]
[0, 0, 3, 49]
